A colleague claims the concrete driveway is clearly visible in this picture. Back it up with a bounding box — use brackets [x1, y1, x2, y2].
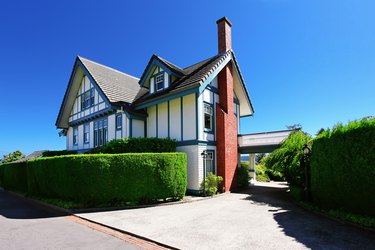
[77, 182, 375, 249]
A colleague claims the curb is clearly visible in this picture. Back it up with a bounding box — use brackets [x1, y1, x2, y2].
[2, 190, 177, 249]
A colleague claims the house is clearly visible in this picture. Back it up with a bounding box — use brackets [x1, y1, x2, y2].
[56, 17, 254, 193]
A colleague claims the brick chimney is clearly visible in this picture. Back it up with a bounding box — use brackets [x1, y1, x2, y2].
[215, 17, 238, 191]
[217, 17, 232, 53]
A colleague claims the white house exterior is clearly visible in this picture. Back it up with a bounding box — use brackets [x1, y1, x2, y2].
[56, 17, 254, 193]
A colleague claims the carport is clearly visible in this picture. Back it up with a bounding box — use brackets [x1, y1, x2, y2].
[238, 130, 294, 179]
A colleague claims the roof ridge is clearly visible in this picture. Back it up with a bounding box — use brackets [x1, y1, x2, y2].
[182, 54, 217, 70]
[78, 56, 140, 80]
[198, 50, 231, 84]
[155, 55, 184, 71]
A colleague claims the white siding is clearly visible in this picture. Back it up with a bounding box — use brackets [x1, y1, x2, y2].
[132, 119, 145, 138]
[147, 106, 157, 137]
[158, 102, 168, 138]
[182, 94, 196, 140]
[78, 124, 83, 149]
[108, 114, 116, 141]
[169, 98, 181, 140]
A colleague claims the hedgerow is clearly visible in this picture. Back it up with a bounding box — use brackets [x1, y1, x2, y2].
[1, 162, 28, 193]
[88, 137, 176, 154]
[310, 117, 375, 216]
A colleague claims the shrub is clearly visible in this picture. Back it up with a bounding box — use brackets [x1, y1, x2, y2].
[42, 150, 77, 157]
[26, 153, 187, 206]
[255, 164, 270, 182]
[1, 162, 28, 193]
[88, 137, 177, 154]
[311, 117, 375, 216]
[201, 172, 223, 196]
[263, 130, 311, 188]
[237, 163, 250, 188]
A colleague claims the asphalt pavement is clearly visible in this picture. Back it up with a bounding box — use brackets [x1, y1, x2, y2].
[0, 189, 140, 250]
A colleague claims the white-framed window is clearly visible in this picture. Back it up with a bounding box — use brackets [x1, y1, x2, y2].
[81, 89, 95, 111]
[73, 127, 78, 145]
[94, 118, 108, 147]
[204, 103, 213, 131]
[84, 123, 90, 144]
[155, 73, 164, 91]
[116, 114, 122, 130]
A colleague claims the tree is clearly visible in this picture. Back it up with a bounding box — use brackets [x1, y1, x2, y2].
[3, 150, 25, 163]
[255, 153, 266, 165]
[286, 124, 302, 130]
[263, 131, 311, 187]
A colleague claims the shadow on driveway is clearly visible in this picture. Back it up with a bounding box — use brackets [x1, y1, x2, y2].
[0, 190, 66, 219]
[236, 182, 375, 249]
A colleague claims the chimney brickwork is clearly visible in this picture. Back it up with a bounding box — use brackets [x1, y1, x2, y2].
[215, 17, 238, 191]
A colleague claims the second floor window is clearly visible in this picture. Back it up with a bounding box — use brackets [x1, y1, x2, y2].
[155, 74, 164, 91]
[81, 89, 95, 110]
[116, 114, 122, 130]
[204, 103, 213, 131]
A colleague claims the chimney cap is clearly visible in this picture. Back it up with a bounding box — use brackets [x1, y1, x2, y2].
[216, 16, 232, 27]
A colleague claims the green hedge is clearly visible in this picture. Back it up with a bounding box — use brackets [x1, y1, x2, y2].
[88, 138, 177, 154]
[311, 117, 375, 216]
[42, 150, 77, 157]
[27, 153, 186, 205]
[1, 162, 28, 193]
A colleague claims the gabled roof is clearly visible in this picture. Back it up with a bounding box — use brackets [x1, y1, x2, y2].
[133, 52, 229, 105]
[78, 57, 141, 104]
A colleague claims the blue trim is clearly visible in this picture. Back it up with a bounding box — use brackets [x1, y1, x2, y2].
[56, 57, 112, 128]
[73, 127, 78, 145]
[129, 118, 133, 138]
[203, 101, 214, 134]
[212, 91, 216, 141]
[144, 118, 147, 137]
[186, 189, 202, 195]
[69, 101, 106, 117]
[134, 87, 198, 110]
[207, 85, 219, 94]
[152, 72, 165, 93]
[176, 140, 216, 146]
[206, 149, 216, 175]
[198, 55, 232, 94]
[180, 97, 183, 141]
[156, 104, 159, 138]
[139, 57, 182, 87]
[116, 113, 122, 131]
[167, 101, 170, 138]
[69, 108, 114, 127]
[124, 112, 147, 120]
[195, 92, 199, 140]
[83, 123, 90, 144]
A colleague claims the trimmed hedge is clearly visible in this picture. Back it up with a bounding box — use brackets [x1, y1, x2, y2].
[311, 117, 375, 216]
[27, 153, 186, 205]
[88, 138, 176, 154]
[1, 162, 28, 193]
[42, 150, 77, 157]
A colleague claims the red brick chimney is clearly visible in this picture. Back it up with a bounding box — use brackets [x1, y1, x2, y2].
[215, 17, 238, 191]
[217, 17, 232, 53]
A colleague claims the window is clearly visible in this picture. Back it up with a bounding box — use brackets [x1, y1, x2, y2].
[204, 103, 213, 131]
[81, 89, 95, 111]
[94, 118, 108, 147]
[155, 73, 164, 91]
[116, 114, 122, 130]
[84, 123, 90, 144]
[73, 127, 78, 145]
[205, 151, 215, 174]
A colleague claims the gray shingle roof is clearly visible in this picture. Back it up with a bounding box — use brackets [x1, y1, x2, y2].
[78, 57, 141, 104]
[133, 51, 232, 105]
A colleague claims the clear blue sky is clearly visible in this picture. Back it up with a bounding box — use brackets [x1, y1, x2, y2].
[1, 0, 374, 155]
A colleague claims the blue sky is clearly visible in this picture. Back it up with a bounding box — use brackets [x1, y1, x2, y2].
[0, 0, 374, 156]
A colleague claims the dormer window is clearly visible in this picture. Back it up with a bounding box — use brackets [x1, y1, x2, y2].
[155, 73, 164, 91]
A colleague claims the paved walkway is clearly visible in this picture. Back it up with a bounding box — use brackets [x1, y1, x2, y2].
[77, 182, 375, 249]
[0, 190, 139, 250]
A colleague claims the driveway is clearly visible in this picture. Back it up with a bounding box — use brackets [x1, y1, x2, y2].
[78, 182, 375, 249]
[0, 190, 139, 250]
